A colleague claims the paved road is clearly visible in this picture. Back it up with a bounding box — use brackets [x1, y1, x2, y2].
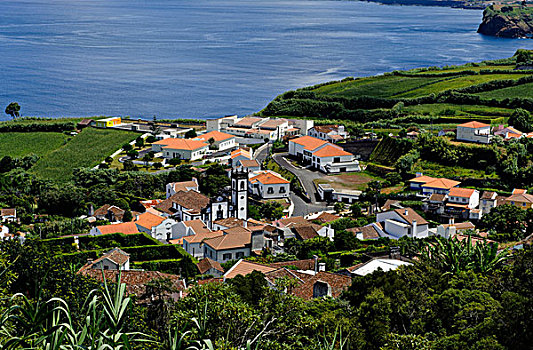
[272, 152, 327, 205]
[253, 143, 270, 164]
[291, 192, 330, 217]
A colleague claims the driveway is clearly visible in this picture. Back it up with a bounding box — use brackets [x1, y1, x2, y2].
[291, 192, 330, 217]
[272, 152, 327, 205]
[253, 142, 270, 164]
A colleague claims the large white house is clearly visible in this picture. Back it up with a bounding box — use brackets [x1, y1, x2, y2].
[195, 130, 237, 151]
[288, 136, 360, 173]
[152, 138, 209, 161]
[376, 208, 429, 239]
[166, 179, 199, 198]
[203, 227, 252, 263]
[456, 121, 492, 144]
[249, 170, 290, 199]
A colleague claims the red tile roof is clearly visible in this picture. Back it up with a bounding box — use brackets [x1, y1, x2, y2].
[393, 208, 428, 225]
[448, 188, 476, 198]
[196, 130, 234, 142]
[223, 259, 277, 279]
[197, 257, 224, 274]
[249, 171, 290, 185]
[155, 138, 208, 151]
[204, 228, 251, 250]
[135, 211, 165, 230]
[312, 144, 352, 158]
[458, 121, 490, 129]
[289, 136, 329, 151]
[290, 272, 352, 300]
[96, 222, 139, 235]
[422, 178, 460, 190]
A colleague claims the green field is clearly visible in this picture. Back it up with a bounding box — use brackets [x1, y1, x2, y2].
[261, 54, 533, 126]
[412, 160, 499, 180]
[475, 81, 533, 100]
[401, 103, 513, 117]
[31, 128, 138, 182]
[0, 132, 68, 158]
[312, 73, 530, 99]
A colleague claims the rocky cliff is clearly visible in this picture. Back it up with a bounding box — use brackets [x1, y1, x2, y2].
[478, 5, 533, 38]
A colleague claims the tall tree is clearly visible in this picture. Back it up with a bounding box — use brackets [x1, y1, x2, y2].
[5, 102, 21, 119]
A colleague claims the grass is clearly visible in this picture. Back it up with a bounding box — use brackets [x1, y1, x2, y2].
[31, 127, 138, 182]
[475, 81, 533, 100]
[401, 103, 514, 117]
[314, 171, 383, 192]
[0, 132, 68, 158]
[412, 160, 499, 180]
[312, 72, 530, 99]
[410, 65, 515, 74]
[394, 73, 530, 98]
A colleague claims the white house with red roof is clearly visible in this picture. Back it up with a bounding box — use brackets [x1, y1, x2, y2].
[135, 211, 177, 242]
[308, 125, 349, 143]
[456, 121, 492, 144]
[447, 188, 480, 209]
[420, 178, 461, 196]
[195, 130, 237, 151]
[248, 170, 290, 199]
[288, 136, 360, 173]
[376, 208, 429, 239]
[152, 138, 209, 160]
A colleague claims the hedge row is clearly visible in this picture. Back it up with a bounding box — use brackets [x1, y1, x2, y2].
[131, 257, 199, 278]
[78, 233, 159, 251]
[0, 122, 76, 133]
[121, 244, 189, 261]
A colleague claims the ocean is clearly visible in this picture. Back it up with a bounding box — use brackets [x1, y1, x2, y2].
[0, 0, 531, 119]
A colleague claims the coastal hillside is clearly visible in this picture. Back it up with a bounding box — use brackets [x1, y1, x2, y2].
[260, 53, 533, 127]
[478, 4, 533, 38]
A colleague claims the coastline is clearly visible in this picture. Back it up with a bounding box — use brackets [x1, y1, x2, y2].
[357, 0, 486, 10]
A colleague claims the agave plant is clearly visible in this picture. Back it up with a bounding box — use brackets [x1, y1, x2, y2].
[423, 235, 509, 274]
[0, 271, 154, 350]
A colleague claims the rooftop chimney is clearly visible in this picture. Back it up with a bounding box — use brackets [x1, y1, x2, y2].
[449, 217, 455, 226]
[404, 209, 408, 216]
[318, 263, 326, 272]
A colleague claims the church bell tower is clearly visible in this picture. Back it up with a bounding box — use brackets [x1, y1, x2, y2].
[231, 168, 248, 220]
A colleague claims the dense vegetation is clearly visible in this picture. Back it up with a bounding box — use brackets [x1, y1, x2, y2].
[260, 53, 533, 130]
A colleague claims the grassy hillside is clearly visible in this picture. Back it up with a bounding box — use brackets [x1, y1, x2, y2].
[0, 132, 68, 158]
[260, 54, 533, 126]
[31, 128, 138, 182]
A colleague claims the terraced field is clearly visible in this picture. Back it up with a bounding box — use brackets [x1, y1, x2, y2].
[0, 132, 68, 158]
[475, 81, 533, 100]
[31, 127, 138, 182]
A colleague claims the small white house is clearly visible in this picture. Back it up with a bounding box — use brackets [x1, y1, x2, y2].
[447, 188, 480, 209]
[308, 125, 349, 143]
[456, 121, 492, 144]
[376, 208, 429, 239]
[135, 212, 176, 241]
[249, 170, 290, 199]
[203, 227, 252, 263]
[166, 178, 199, 198]
[87, 248, 130, 271]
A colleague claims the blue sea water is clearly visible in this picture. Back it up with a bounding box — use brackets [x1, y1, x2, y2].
[0, 0, 531, 120]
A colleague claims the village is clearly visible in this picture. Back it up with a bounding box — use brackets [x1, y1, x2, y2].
[1, 114, 530, 304]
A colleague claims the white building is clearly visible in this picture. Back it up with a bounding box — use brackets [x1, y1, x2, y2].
[249, 170, 290, 199]
[308, 125, 349, 143]
[195, 130, 237, 151]
[183, 230, 224, 259]
[166, 178, 199, 198]
[152, 138, 209, 161]
[206, 115, 239, 132]
[135, 212, 176, 242]
[317, 183, 361, 204]
[479, 191, 501, 214]
[85, 248, 130, 271]
[288, 136, 360, 174]
[376, 208, 429, 239]
[203, 227, 252, 263]
[456, 121, 492, 144]
[447, 188, 480, 209]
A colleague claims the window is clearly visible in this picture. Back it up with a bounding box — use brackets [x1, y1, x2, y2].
[236, 252, 244, 259]
[333, 157, 340, 163]
[279, 187, 286, 193]
[223, 253, 232, 261]
[267, 187, 274, 194]
[240, 181, 245, 190]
